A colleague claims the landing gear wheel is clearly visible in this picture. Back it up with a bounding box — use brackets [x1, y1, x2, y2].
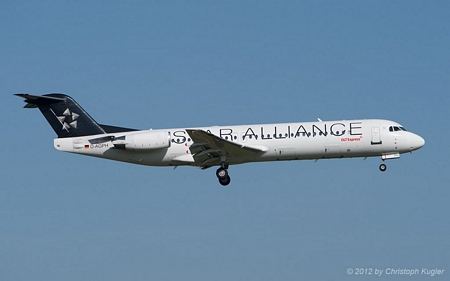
[216, 167, 228, 179]
[379, 163, 387, 172]
[219, 175, 231, 186]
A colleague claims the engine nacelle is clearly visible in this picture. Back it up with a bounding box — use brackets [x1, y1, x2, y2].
[114, 131, 171, 150]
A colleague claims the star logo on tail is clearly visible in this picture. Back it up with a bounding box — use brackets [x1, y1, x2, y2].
[57, 108, 79, 131]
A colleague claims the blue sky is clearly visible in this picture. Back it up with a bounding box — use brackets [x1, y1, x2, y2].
[1, 1, 449, 280]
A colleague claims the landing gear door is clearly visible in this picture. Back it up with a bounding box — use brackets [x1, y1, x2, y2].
[371, 127, 382, 145]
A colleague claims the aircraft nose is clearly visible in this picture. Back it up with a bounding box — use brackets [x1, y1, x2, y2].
[411, 134, 425, 151]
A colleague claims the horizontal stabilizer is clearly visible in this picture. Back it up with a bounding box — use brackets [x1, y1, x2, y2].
[15, 93, 65, 108]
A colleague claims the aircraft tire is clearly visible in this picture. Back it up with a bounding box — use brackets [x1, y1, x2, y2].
[379, 163, 387, 172]
[219, 175, 231, 186]
[216, 167, 228, 179]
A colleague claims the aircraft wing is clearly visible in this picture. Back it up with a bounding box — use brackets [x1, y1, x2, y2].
[186, 129, 268, 169]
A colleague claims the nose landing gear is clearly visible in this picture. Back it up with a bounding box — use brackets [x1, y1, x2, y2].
[379, 153, 400, 172]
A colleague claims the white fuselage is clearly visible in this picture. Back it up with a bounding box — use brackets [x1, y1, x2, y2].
[54, 119, 425, 167]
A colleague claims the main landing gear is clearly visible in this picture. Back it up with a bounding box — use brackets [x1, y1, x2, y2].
[379, 163, 387, 172]
[216, 166, 231, 186]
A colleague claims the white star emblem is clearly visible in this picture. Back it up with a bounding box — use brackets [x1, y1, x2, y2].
[57, 108, 79, 131]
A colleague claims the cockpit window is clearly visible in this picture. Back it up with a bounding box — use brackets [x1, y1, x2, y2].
[389, 126, 407, 132]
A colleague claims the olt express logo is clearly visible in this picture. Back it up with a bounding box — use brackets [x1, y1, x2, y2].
[341, 136, 363, 142]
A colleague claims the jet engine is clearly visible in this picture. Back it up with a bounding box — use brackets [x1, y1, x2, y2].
[113, 131, 171, 150]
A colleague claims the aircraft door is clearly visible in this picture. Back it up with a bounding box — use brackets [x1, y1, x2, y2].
[371, 127, 382, 145]
[277, 147, 296, 160]
[324, 145, 341, 157]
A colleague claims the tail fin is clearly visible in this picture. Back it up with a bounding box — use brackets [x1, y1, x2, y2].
[16, 93, 109, 138]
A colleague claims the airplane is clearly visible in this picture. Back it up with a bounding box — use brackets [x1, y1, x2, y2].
[15, 93, 425, 186]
